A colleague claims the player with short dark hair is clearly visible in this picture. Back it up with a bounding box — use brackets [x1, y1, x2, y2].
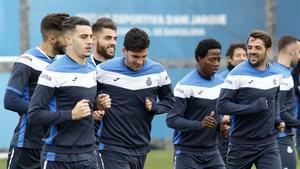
[217, 30, 284, 169]
[91, 17, 117, 65]
[90, 17, 117, 168]
[167, 38, 226, 169]
[4, 13, 69, 169]
[219, 42, 247, 78]
[274, 35, 300, 169]
[27, 16, 100, 169]
[96, 28, 175, 169]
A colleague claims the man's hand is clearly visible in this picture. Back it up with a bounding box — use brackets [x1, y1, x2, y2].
[222, 115, 230, 125]
[202, 111, 216, 129]
[219, 115, 230, 138]
[93, 110, 105, 120]
[277, 121, 286, 132]
[145, 97, 152, 112]
[72, 99, 91, 120]
[96, 94, 111, 110]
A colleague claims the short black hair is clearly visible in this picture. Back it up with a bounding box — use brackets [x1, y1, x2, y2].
[123, 28, 150, 52]
[195, 38, 221, 61]
[62, 16, 90, 33]
[40, 13, 69, 40]
[247, 30, 272, 49]
[92, 17, 117, 34]
[226, 42, 247, 58]
[278, 35, 299, 52]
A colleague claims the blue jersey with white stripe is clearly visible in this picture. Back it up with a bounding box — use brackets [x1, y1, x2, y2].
[218, 68, 230, 79]
[273, 63, 300, 137]
[28, 55, 97, 161]
[167, 69, 224, 152]
[217, 60, 282, 144]
[96, 57, 175, 155]
[4, 47, 54, 149]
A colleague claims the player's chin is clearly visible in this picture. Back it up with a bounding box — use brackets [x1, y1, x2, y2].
[133, 66, 142, 71]
[210, 69, 218, 76]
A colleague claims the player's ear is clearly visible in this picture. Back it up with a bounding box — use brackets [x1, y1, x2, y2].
[47, 34, 56, 44]
[64, 34, 71, 46]
[122, 47, 127, 54]
[266, 47, 272, 56]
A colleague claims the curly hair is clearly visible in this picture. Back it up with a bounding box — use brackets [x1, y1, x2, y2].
[195, 38, 221, 61]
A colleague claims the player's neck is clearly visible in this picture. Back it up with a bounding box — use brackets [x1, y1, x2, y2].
[278, 54, 292, 68]
[92, 50, 106, 62]
[66, 50, 86, 65]
[39, 42, 56, 58]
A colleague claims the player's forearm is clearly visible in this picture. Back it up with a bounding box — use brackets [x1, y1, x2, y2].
[27, 108, 71, 125]
[281, 110, 300, 128]
[166, 115, 201, 132]
[156, 85, 175, 114]
[217, 90, 268, 115]
[155, 98, 175, 115]
[4, 89, 28, 115]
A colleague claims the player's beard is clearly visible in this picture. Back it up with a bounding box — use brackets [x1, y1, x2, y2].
[248, 52, 267, 68]
[53, 41, 66, 55]
[96, 43, 115, 60]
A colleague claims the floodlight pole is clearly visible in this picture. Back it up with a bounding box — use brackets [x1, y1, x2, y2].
[265, 0, 276, 58]
[20, 0, 29, 53]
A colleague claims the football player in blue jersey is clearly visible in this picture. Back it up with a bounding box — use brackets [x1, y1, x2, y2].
[274, 35, 300, 169]
[95, 28, 175, 169]
[4, 13, 69, 169]
[167, 38, 226, 169]
[28, 16, 101, 169]
[217, 30, 284, 169]
[90, 18, 117, 168]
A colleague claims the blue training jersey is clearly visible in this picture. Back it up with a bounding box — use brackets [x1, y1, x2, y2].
[167, 68, 224, 152]
[218, 68, 230, 79]
[28, 55, 97, 160]
[96, 57, 175, 155]
[4, 47, 54, 149]
[217, 60, 282, 145]
[273, 63, 300, 137]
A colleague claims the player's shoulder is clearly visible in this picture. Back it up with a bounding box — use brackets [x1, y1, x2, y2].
[47, 55, 95, 74]
[179, 69, 223, 87]
[142, 58, 166, 74]
[98, 57, 123, 70]
[19, 47, 51, 63]
[218, 68, 230, 79]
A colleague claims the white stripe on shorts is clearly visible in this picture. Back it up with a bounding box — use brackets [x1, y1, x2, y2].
[7, 148, 15, 169]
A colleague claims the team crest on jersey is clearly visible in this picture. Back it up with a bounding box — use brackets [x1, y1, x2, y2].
[146, 77, 152, 86]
